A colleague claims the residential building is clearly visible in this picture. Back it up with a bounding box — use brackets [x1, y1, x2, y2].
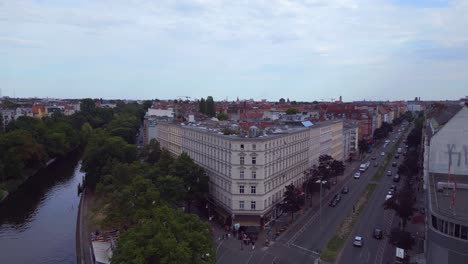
[424, 106, 468, 264]
[155, 120, 343, 227]
[343, 120, 359, 161]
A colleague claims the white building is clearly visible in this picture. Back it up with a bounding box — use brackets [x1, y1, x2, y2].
[155, 120, 343, 227]
[343, 120, 359, 161]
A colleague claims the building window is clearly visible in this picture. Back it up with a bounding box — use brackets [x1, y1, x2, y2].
[251, 201, 256, 210]
[252, 157, 256, 165]
[240, 157, 244, 165]
[240, 170, 244, 179]
[240, 144, 244, 150]
[251, 186, 256, 194]
[461, 226, 468, 240]
[239, 201, 244, 209]
[455, 224, 461, 238]
[252, 144, 256, 150]
[252, 171, 256, 179]
[239, 185, 244, 194]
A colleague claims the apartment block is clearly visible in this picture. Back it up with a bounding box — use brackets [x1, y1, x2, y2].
[156, 120, 343, 227]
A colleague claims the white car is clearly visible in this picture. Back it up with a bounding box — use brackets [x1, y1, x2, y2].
[380, 152, 385, 156]
[354, 172, 361, 179]
[353, 236, 363, 247]
[385, 194, 393, 200]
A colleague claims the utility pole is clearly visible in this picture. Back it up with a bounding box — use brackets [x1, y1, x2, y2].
[316, 178, 327, 229]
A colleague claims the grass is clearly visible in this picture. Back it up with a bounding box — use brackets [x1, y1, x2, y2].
[321, 183, 377, 263]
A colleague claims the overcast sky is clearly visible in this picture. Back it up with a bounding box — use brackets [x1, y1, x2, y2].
[1, 0, 468, 102]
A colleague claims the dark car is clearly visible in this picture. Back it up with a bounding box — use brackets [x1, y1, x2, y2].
[334, 194, 342, 202]
[394, 155, 399, 159]
[373, 228, 383, 239]
[392, 161, 397, 167]
[393, 175, 400, 182]
[329, 199, 338, 207]
[341, 186, 349, 194]
[390, 185, 397, 192]
[371, 156, 376, 160]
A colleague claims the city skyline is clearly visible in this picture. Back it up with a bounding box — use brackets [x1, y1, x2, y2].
[2, 0, 468, 101]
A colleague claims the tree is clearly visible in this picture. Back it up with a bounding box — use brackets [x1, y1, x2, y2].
[205, 96, 215, 117]
[199, 98, 206, 114]
[330, 160, 345, 181]
[82, 129, 138, 188]
[111, 206, 216, 264]
[141, 139, 161, 165]
[358, 139, 369, 156]
[155, 149, 174, 176]
[0, 114, 4, 133]
[216, 113, 229, 121]
[156, 175, 187, 206]
[388, 228, 415, 250]
[285, 108, 299, 115]
[80, 98, 96, 114]
[170, 152, 209, 213]
[383, 184, 416, 229]
[280, 184, 303, 221]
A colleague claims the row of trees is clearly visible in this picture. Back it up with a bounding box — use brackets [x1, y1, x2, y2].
[383, 112, 424, 250]
[280, 155, 345, 220]
[81, 106, 215, 263]
[373, 122, 393, 140]
[198, 96, 216, 117]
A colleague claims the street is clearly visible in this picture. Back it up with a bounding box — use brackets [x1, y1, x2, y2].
[216, 124, 410, 264]
[338, 125, 412, 264]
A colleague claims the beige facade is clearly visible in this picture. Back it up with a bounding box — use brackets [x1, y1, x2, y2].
[155, 121, 343, 226]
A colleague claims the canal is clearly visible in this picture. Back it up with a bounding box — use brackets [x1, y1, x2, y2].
[0, 150, 83, 264]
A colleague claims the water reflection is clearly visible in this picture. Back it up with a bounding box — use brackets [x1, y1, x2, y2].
[0, 149, 83, 264]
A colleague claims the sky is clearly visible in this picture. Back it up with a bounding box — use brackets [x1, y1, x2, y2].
[1, 0, 468, 102]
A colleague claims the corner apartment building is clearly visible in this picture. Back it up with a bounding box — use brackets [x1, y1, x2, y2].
[424, 106, 468, 264]
[155, 120, 343, 227]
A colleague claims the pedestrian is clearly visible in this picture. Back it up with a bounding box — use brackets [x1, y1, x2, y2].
[252, 241, 255, 250]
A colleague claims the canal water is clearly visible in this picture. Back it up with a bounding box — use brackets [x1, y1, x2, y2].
[0, 150, 83, 264]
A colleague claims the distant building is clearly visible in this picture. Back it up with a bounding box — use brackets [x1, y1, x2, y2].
[424, 106, 468, 264]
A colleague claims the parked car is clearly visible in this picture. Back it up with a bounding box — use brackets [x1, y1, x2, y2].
[373, 228, 383, 239]
[341, 186, 349, 194]
[393, 175, 400, 182]
[380, 152, 385, 156]
[354, 172, 361, 179]
[353, 236, 364, 247]
[371, 156, 376, 160]
[387, 170, 392, 176]
[333, 193, 342, 202]
[392, 161, 397, 167]
[390, 185, 397, 192]
[395, 155, 399, 159]
[329, 199, 338, 207]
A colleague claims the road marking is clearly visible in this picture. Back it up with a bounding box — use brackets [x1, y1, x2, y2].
[290, 243, 321, 256]
[245, 252, 254, 264]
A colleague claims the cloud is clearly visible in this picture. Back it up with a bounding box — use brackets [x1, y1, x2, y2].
[0, 37, 44, 47]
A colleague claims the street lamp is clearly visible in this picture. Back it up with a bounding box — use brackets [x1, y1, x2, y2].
[303, 169, 313, 210]
[316, 178, 327, 229]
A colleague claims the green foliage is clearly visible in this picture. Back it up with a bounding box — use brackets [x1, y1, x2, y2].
[80, 98, 96, 113]
[285, 108, 299, 115]
[111, 206, 216, 264]
[199, 98, 206, 114]
[280, 184, 303, 221]
[388, 228, 415, 250]
[358, 139, 370, 155]
[156, 175, 186, 206]
[205, 96, 215, 117]
[107, 113, 141, 144]
[81, 129, 137, 188]
[140, 139, 161, 165]
[216, 112, 229, 121]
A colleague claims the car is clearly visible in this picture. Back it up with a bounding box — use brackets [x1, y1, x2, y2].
[395, 155, 399, 159]
[353, 236, 363, 247]
[359, 164, 367, 172]
[373, 229, 383, 239]
[365, 161, 371, 168]
[390, 185, 397, 192]
[385, 139, 390, 143]
[374, 162, 379, 167]
[354, 172, 361, 179]
[333, 193, 342, 202]
[385, 194, 393, 200]
[341, 186, 349, 194]
[329, 199, 338, 207]
[392, 161, 397, 167]
[393, 175, 400, 182]
[380, 152, 385, 156]
[387, 170, 392, 176]
[388, 190, 394, 196]
[371, 156, 376, 160]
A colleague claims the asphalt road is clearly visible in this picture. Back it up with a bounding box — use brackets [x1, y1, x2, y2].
[338, 124, 411, 264]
